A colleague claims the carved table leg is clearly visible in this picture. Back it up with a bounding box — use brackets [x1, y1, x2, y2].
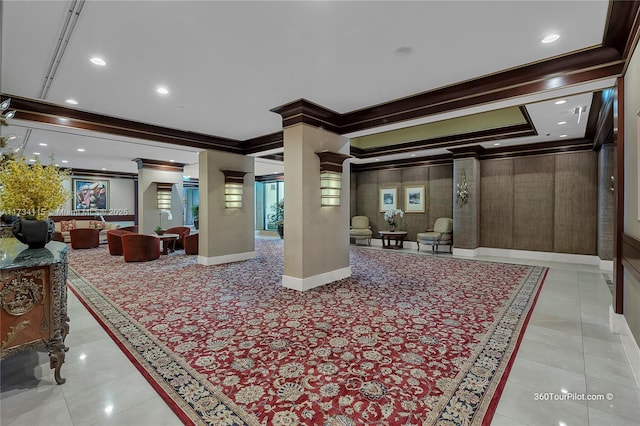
[46, 329, 69, 384]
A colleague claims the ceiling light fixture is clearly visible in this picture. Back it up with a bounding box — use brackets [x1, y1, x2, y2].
[156, 87, 169, 95]
[39, 142, 47, 146]
[33, 152, 40, 156]
[557, 121, 567, 125]
[77, 148, 85, 152]
[65, 99, 78, 105]
[541, 34, 560, 44]
[61, 160, 69, 163]
[493, 142, 501, 146]
[554, 99, 567, 105]
[8, 135, 17, 140]
[90, 57, 106, 66]
[559, 134, 568, 138]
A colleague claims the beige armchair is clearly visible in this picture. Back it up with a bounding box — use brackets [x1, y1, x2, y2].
[417, 217, 453, 253]
[350, 216, 373, 245]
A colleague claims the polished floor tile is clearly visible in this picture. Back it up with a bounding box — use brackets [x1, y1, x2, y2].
[2, 249, 639, 426]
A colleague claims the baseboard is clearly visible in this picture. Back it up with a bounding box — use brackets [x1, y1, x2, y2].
[282, 267, 352, 291]
[609, 305, 640, 387]
[197, 251, 255, 266]
[599, 260, 614, 271]
[452, 247, 610, 268]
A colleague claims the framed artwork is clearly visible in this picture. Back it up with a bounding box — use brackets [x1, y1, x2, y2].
[404, 185, 425, 213]
[379, 187, 397, 211]
[73, 179, 109, 210]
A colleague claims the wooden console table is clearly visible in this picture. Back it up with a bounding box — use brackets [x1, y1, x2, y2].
[379, 231, 408, 249]
[0, 238, 70, 384]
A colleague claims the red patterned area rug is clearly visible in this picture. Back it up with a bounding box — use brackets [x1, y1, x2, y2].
[67, 239, 547, 425]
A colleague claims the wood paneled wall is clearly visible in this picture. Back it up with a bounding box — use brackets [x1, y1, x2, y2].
[353, 150, 599, 255]
[480, 151, 598, 255]
[353, 165, 453, 241]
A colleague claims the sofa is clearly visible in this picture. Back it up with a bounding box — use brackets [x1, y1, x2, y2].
[53, 219, 120, 244]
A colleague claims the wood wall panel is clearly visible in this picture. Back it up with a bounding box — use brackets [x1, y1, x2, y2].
[355, 171, 379, 234]
[401, 167, 428, 240]
[428, 165, 454, 229]
[513, 156, 555, 252]
[480, 159, 514, 248]
[554, 151, 598, 254]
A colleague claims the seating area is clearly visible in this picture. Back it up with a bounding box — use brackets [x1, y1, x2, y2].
[53, 219, 120, 244]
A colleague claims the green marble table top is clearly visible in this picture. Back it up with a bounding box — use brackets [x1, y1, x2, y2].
[0, 238, 68, 270]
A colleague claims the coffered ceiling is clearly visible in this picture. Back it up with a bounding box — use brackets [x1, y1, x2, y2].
[1, 1, 637, 176]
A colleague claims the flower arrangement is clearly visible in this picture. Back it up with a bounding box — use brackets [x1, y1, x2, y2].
[384, 208, 404, 229]
[0, 157, 70, 220]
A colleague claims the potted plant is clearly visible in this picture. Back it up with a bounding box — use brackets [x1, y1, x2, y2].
[0, 157, 70, 248]
[154, 226, 165, 235]
[267, 199, 284, 239]
[191, 204, 199, 230]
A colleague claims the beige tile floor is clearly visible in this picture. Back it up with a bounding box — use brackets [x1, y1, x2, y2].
[2, 247, 639, 425]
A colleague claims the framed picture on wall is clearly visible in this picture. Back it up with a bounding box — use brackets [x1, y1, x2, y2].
[404, 185, 425, 213]
[379, 187, 397, 211]
[73, 179, 109, 210]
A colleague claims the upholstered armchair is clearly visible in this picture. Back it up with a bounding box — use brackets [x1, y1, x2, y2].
[184, 233, 199, 255]
[121, 234, 160, 262]
[350, 216, 373, 245]
[106, 229, 134, 255]
[69, 228, 100, 249]
[165, 226, 190, 249]
[417, 217, 453, 253]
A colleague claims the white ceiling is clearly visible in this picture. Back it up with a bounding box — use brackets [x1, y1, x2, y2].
[1, 0, 614, 175]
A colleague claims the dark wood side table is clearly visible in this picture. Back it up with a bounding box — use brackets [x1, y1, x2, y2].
[379, 231, 408, 249]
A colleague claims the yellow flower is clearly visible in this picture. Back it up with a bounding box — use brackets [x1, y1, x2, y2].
[0, 157, 70, 220]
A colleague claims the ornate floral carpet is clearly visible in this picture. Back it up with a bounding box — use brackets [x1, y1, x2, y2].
[67, 239, 547, 425]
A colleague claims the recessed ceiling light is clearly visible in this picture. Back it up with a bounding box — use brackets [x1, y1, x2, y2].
[61, 160, 69, 163]
[55, 164, 60, 167]
[557, 121, 567, 125]
[29, 159, 36, 162]
[554, 99, 567, 105]
[375, 158, 380, 162]
[101, 168, 107, 171]
[493, 142, 501, 146]
[39, 142, 47, 146]
[559, 134, 568, 138]
[77, 148, 85, 152]
[33, 152, 40, 155]
[156, 87, 169, 95]
[394, 46, 413, 56]
[169, 159, 175, 162]
[541, 34, 560, 44]
[90, 57, 106, 66]
[410, 154, 416, 157]
[59, 118, 69, 122]
[65, 99, 78, 105]
[8, 135, 17, 140]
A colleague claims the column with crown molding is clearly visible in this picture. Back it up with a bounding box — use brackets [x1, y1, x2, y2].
[271, 100, 351, 291]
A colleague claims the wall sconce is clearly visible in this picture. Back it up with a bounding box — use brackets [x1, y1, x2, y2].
[221, 170, 248, 208]
[456, 170, 469, 207]
[316, 151, 351, 206]
[156, 183, 173, 209]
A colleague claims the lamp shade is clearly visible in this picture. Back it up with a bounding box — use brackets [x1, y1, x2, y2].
[315, 151, 351, 207]
[221, 170, 248, 208]
[156, 183, 173, 209]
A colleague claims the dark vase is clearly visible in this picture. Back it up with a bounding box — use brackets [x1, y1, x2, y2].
[12, 218, 55, 249]
[194, 219, 199, 230]
[277, 223, 284, 239]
